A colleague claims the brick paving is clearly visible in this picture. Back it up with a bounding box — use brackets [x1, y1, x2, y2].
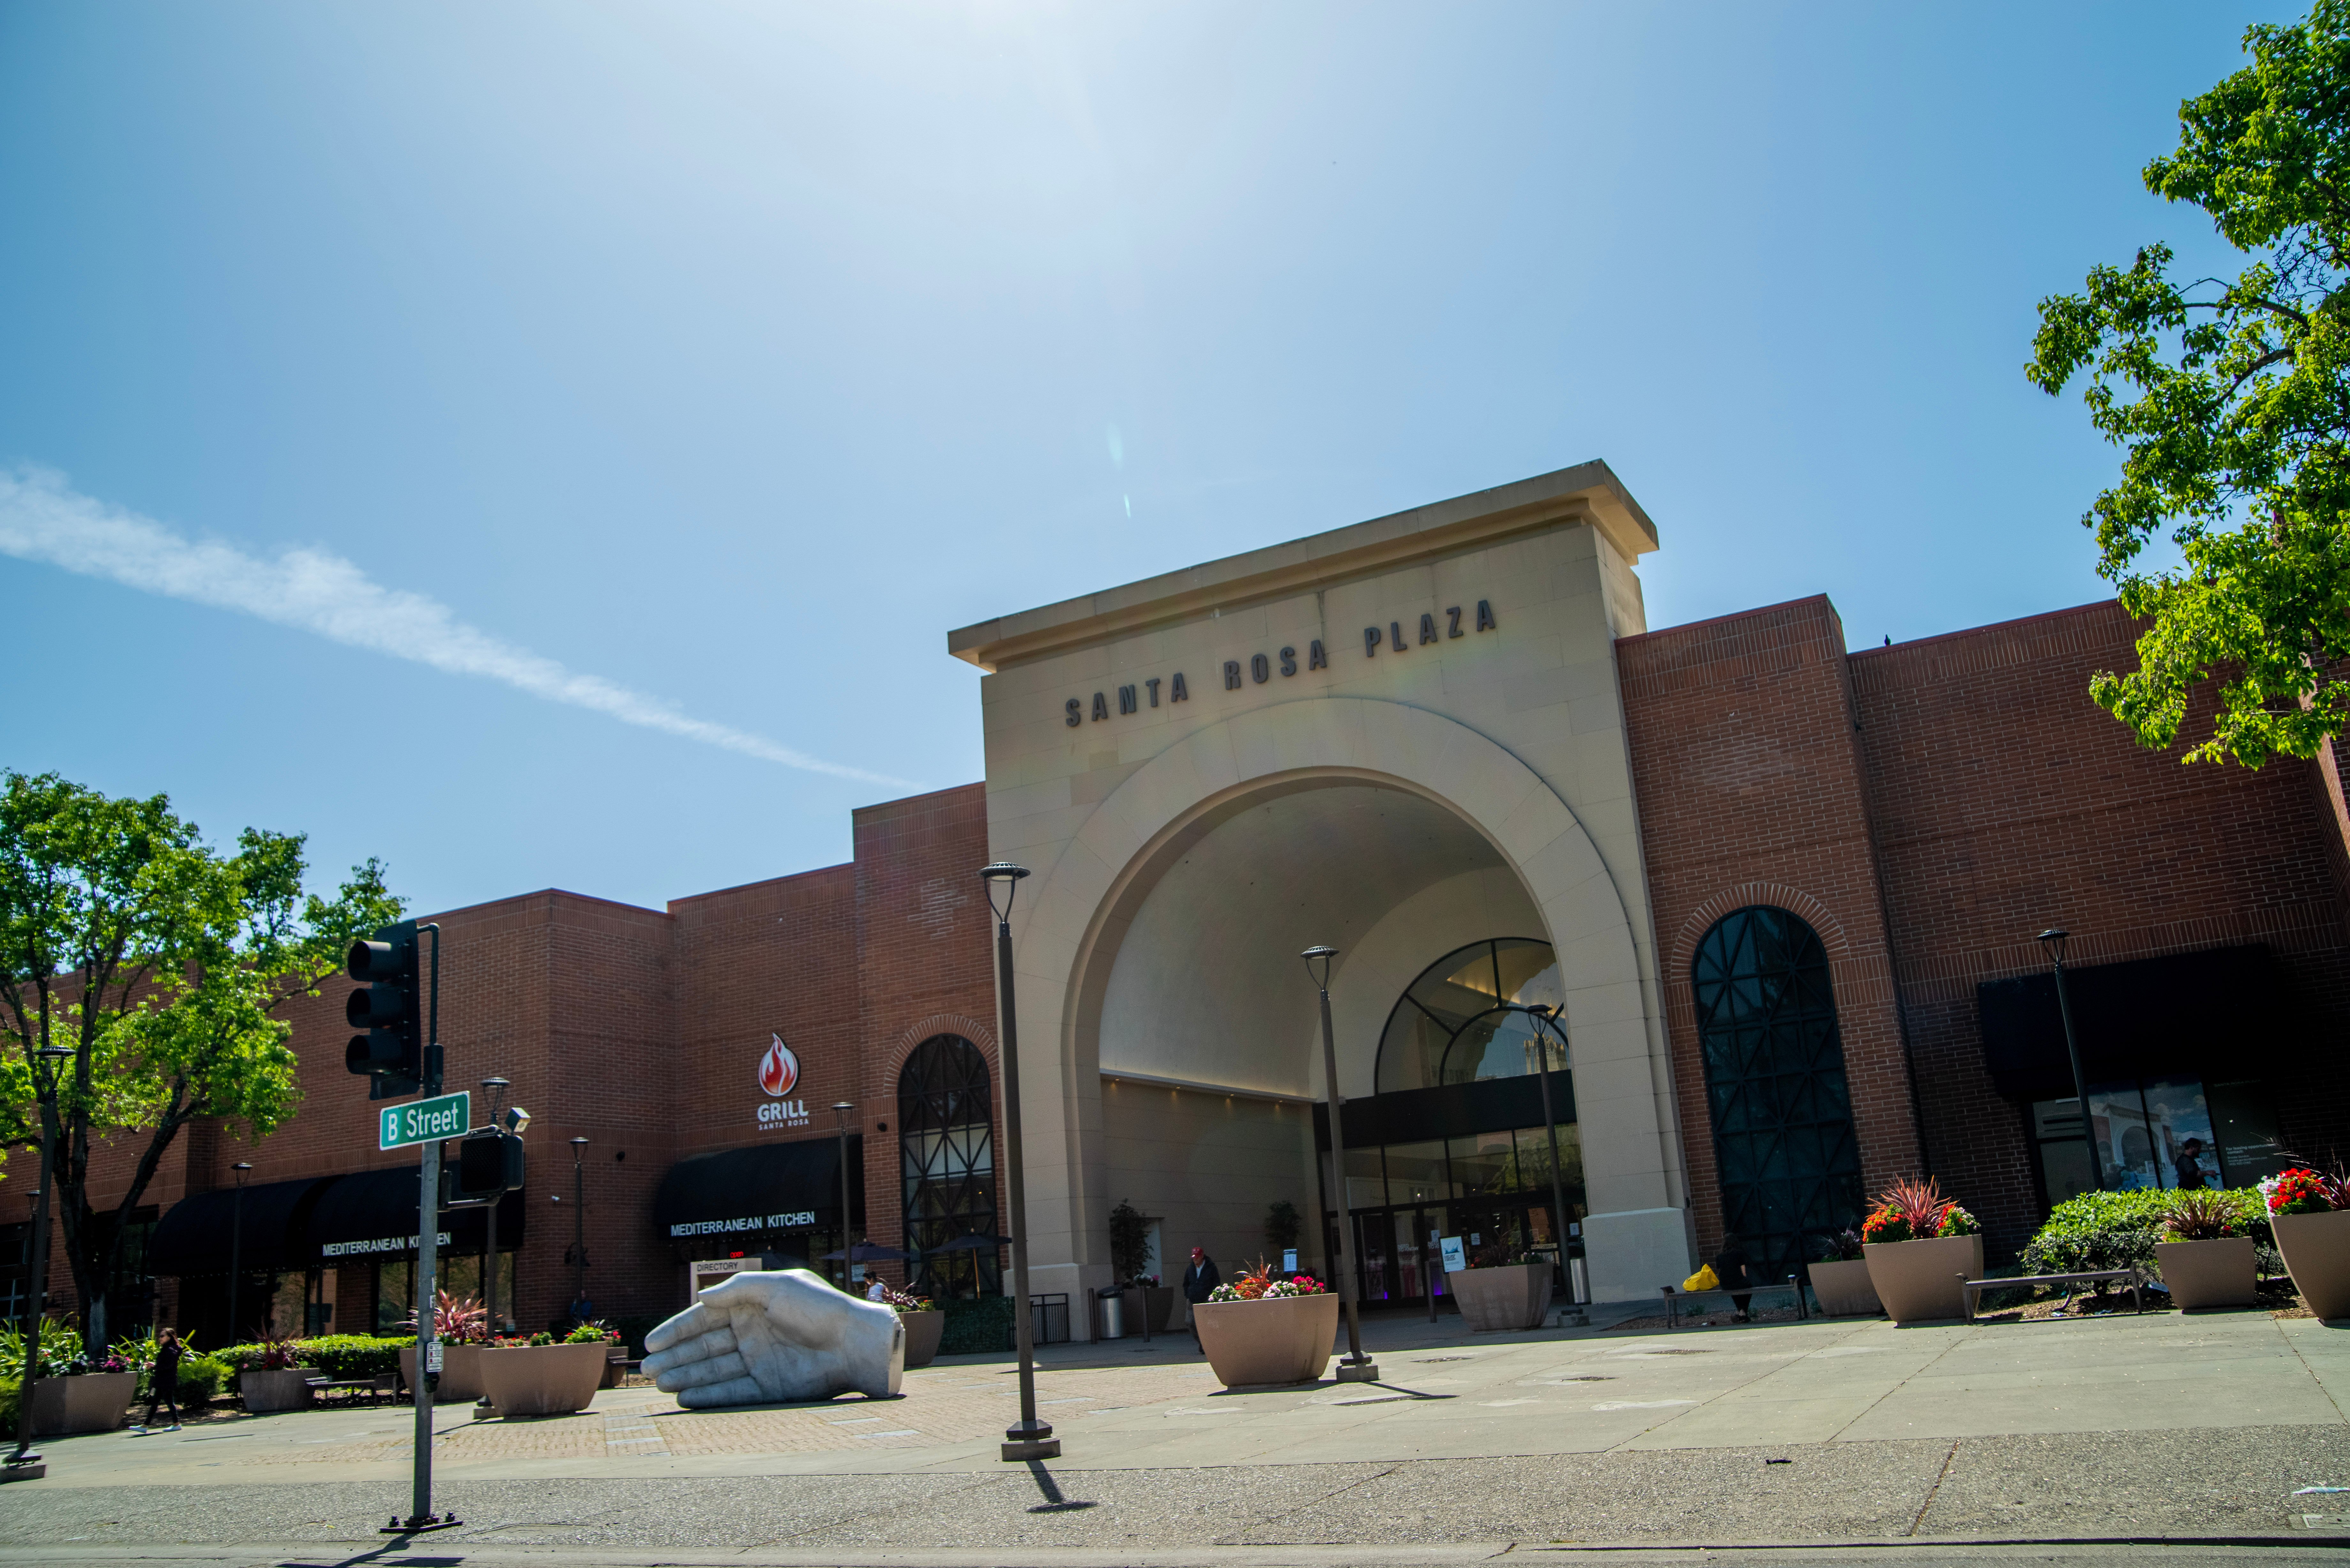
[249, 1360, 1225, 1467]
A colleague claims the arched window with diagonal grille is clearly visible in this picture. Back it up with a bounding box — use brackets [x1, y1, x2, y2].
[1690, 907, 1866, 1280]
[898, 1035, 1000, 1300]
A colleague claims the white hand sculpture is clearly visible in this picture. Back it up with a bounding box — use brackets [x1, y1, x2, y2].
[642, 1269, 905, 1408]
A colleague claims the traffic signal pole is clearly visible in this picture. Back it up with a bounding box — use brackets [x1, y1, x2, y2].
[391, 923, 457, 1535]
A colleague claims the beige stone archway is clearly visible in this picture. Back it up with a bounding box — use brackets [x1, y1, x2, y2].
[998, 697, 1689, 1311]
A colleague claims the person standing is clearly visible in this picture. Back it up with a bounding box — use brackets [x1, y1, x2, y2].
[132, 1328, 184, 1434]
[2174, 1137, 2214, 1191]
[1712, 1237, 1758, 1324]
[1181, 1247, 1221, 1347]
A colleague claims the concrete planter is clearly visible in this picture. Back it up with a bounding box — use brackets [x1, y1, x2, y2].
[398, 1342, 487, 1403]
[477, 1343, 609, 1418]
[1194, 1293, 1339, 1387]
[899, 1310, 945, 1368]
[237, 1367, 313, 1414]
[1863, 1234, 1984, 1325]
[2154, 1237, 2259, 1310]
[2273, 1209, 2350, 1321]
[28, 1372, 137, 1435]
[1120, 1286, 1175, 1334]
[1449, 1262, 1552, 1332]
[1808, 1258, 1881, 1316]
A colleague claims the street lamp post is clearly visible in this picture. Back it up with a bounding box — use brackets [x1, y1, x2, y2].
[479, 1079, 509, 1335]
[2035, 929, 2105, 1194]
[228, 1161, 253, 1343]
[568, 1137, 589, 1311]
[1523, 1006, 1586, 1328]
[831, 1102, 856, 1291]
[980, 861, 1059, 1462]
[1301, 945, 1378, 1383]
[8, 1044, 74, 1473]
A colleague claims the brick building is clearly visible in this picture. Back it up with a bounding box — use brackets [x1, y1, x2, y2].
[16, 463, 2348, 1343]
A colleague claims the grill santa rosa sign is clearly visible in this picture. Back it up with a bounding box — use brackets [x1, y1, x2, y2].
[379, 1090, 471, 1150]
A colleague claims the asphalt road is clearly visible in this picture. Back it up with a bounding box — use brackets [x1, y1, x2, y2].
[0, 1424, 2343, 1557]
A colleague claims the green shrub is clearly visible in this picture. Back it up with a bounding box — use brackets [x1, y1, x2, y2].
[176, 1355, 231, 1406]
[2022, 1187, 2278, 1281]
[214, 1335, 411, 1379]
[939, 1295, 1015, 1355]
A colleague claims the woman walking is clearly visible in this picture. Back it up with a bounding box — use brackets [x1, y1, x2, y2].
[133, 1328, 184, 1433]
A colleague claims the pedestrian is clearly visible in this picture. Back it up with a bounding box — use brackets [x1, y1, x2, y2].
[1712, 1236, 1757, 1323]
[2173, 1137, 2213, 1190]
[1181, 1246, 1220, 1347]
[132, 1327, 184, 1434]
[568, 1290, 595, 1323]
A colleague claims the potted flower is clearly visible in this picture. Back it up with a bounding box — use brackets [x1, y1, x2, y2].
[1807, 1229, 1882, 1317]
[8, 1322, 139, 1435]
[1860, 1177, 1984, 1325]
[873, 1284, 944, 1367]
[476, 1324, 612, 1418]
[1194, 1259, 1339, 1387]
[2263, 1166, 2350, 1320]
[1446, 1241, 1552, 1332]
[2154, 1187, 2259, 1310]
[237, 1334, 314, 1414]
[398, 1291, 490, 1403]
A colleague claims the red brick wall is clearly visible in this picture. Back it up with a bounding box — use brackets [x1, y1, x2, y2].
[1849, 600, 2350, 1254]
[1621, 593, 2350, 1269]
[849, 784, 1002, 1289]
[1618, 596, 1922, 1263]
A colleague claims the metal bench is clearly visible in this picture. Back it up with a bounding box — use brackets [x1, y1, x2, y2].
[1960, 1268, 2143, 1322]
[1659, 1275, 1809, 1329]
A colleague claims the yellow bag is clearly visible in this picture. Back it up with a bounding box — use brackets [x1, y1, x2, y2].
[1682, 1264, 1719, 1293]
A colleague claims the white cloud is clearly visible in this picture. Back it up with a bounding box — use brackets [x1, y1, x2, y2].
[0, 465, 912, 789]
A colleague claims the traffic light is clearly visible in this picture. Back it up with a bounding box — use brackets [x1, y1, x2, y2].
[345, 919, 422, 1100]
[445, 1130, 525, 1205]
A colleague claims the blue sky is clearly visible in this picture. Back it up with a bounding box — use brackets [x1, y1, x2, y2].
[0, 1, 2294, 916]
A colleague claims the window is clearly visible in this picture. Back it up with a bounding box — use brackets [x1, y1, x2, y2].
[898, 1035, 998, 1300]
[1690, 906, 1865, 1278]
[1375, 939, 1565, 1095]
[2030, 1074, 2240, 1205]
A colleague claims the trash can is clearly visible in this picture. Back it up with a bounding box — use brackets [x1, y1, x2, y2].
[1097, 1287, 1125, 1339]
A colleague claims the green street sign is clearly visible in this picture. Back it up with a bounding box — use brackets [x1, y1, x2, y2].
[379, 1090, 470, 1151]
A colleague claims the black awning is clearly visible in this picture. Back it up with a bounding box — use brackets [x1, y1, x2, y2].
[655, 1137, 862, 1243]
[309, 1166, 524, 1263]
[1313, 1074, 1574, 1150]
[148, 1177, 336, 1277]
[1976, 944, 2288, 1098]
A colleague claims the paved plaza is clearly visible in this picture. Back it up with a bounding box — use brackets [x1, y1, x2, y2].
[0, 1306, 2344, 1561]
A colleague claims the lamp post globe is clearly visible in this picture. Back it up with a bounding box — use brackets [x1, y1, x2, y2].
[979, 860, 1057, 1460]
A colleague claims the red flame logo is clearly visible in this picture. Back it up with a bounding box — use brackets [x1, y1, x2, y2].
[758, 1035, 799, 1098]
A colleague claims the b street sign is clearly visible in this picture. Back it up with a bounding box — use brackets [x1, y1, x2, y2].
[380, 1090, 470, 1151]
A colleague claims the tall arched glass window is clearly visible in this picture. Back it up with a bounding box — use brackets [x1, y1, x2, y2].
[1689, 907, 1865, 1277]
[1375, 938, 1565, 1096]
[898, 1035, 999, 1300]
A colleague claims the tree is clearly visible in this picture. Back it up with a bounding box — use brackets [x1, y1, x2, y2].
[0, 771, 401, 1343]
[1106, 1198, 1152, 1284]
[2029, 2, 2350, 766]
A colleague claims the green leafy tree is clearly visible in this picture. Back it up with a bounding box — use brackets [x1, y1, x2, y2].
[0, 771, 401, 1342]
[2030, 2, 2350, 765]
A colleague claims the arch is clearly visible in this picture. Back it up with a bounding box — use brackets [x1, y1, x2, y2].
[1004, 696, 1677, 1299]
[883, 1012, 998, 1079]
[1668, 881, 1851, 982]
[1374, 937, 1566, 1095]
[1688, 906, 1865, 1280]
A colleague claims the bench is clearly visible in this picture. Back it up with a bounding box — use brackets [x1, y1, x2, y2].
[1960, 1268, 2143, 1322]
[305, 1375, 397, 1406]
[1659, 1275, 1810, 1329]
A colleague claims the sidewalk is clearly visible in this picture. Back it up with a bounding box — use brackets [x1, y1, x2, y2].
[0, 1307, 2341, 1553]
